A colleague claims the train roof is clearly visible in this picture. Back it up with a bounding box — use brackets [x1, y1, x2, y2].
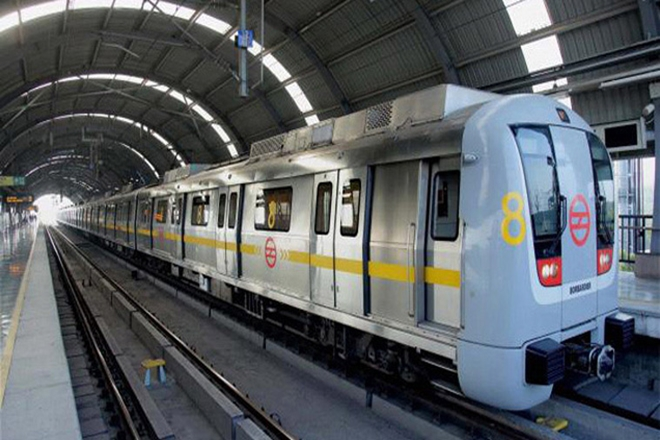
[78, 85, 499, 203]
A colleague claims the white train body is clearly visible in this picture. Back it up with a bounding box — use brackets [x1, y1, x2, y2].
[59, 85, 633, 410]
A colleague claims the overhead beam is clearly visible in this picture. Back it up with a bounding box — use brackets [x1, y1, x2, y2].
[266, 11, 352, 114]
[7, 136, 161, 184]
[403, 0, 458, 83]
[0, 112, 180, 169]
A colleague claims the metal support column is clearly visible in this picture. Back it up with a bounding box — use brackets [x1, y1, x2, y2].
[238, 0, 249, 98]
[651, 95, 660, 254]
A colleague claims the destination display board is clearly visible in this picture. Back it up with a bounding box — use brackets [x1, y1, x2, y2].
[4, 195, 33, 203]
[0, 176, 26, 186]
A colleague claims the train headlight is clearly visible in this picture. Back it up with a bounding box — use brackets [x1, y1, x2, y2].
[597, 248, 613, 275]
[537, 257, 562, 287]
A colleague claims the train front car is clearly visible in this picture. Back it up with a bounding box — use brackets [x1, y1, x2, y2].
[458, 94, 634, 410]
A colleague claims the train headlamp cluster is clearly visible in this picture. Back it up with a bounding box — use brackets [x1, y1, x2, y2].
[597, 248, 613, 275]
[537, 257, 562, 287]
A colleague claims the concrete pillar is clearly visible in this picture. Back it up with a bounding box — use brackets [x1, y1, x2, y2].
[651, 97, 660, 254]
[635, 87, 660, 278]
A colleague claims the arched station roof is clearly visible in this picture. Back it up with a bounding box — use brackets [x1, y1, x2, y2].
[0, 0, 654, 201]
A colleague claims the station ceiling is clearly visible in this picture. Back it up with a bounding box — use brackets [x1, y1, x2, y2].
[0, 0, 656, 203]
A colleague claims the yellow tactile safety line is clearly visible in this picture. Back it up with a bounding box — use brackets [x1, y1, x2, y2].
[0, 228, 38, 408]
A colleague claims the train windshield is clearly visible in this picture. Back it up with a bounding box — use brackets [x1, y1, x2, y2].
[513, 126, 560, 245]
[588, 133, 615, 246]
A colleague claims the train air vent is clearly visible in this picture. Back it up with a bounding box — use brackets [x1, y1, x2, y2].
[605, 313, 635, 351]
[525, 338, 565, 385]
[365, 101, 393, 132]
[250, 133, 287, 158]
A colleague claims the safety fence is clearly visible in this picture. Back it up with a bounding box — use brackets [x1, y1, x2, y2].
[618, 214, 653, 264]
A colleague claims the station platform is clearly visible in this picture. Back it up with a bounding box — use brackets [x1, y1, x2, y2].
[0, 224, 81, 440]
[618, 271, 660, 339]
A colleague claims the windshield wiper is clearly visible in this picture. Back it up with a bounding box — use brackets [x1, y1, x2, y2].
[597, 195, 614, 245]
[547, 195, 567, 256]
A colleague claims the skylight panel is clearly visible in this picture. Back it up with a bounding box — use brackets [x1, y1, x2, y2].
[58, 76, 79, 84]
[85, 73, 117, 81]
[151, 131, 170, 146]
[195, 14, 232, 35]
[114, 74, 144, 85]
[113, 0, 144, 10]
[557, 96, 572, 108]
[532, 77, 567, 93]
[503, 0, 552, 36]
[28, 82, 53, 94]
[263, 54, 291, 81]
[117, 142, 160, 178]
[248, 40, 263, 56]
[227, 143, 239, 158]
[152, 84, 170, 94]
[285, 83, 313, 113]
[69, 0, 113, 10]
[115, 116, 134, 125]
[521, 35, 563, 72]
[20, 0, 66, 23]
[305, 115, 320, 126]
[192, 105, 214, 122]
[212, 124, 231, 143]
[0, 12, 19, 34]
[154, 2, 195, 20]
[169, 89, 188, 105]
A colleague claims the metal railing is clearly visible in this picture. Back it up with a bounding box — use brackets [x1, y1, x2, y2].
[618, 214, 653, 264]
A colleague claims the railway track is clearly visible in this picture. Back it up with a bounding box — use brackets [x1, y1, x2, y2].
[49, 226, 298, 440]
[46, 227, 148, 439]
[54, 225, 572, 440]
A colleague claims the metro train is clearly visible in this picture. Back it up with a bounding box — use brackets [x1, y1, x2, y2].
[59, 84, 635, 410]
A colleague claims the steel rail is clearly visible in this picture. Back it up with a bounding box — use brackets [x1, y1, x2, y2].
[45, 227, 143, 440]
[51, 226, 298, 440]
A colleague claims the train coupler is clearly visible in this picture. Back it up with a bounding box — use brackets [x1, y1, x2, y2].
[564, 343, 615, 381]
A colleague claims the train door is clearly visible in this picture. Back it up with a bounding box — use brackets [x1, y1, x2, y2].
[127, 199, 135, 248]
[170, 195, 184, 260]
[550, 126, 597, 329]
[424, 162, 462, 328]
[136, 197, 153, 250]
[311, 171, 338, 307]
[226, 186, 243, 278]
[184, 190, 216, 268]
[368, 161, 426, 325]
[334, 168, 367, 316]
[152, 197, 169, 255]
[215, 188, 229, 275]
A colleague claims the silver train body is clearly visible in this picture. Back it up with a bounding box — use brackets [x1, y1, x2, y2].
[60, 85, 633, 410]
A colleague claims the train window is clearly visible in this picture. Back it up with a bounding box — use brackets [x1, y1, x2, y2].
[155, 200, 168, 224]
[314, 182, 333, 235]
[126, 202, 132, 225]
[255, 187, 293, 232]
[588, 134, 615, 247]
[340, 179, 361, 237]
[218, 193, 227, 228]
[228, 193, 238, 229]
[140, 200, 151, 225]
[431, 171, 460, 240]
[191, 195, 210, 226]
[514, 127, 560, 241]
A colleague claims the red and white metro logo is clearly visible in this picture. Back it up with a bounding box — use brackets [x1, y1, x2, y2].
[265, 237, 277, 268]
[569, 194, 591, 247]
